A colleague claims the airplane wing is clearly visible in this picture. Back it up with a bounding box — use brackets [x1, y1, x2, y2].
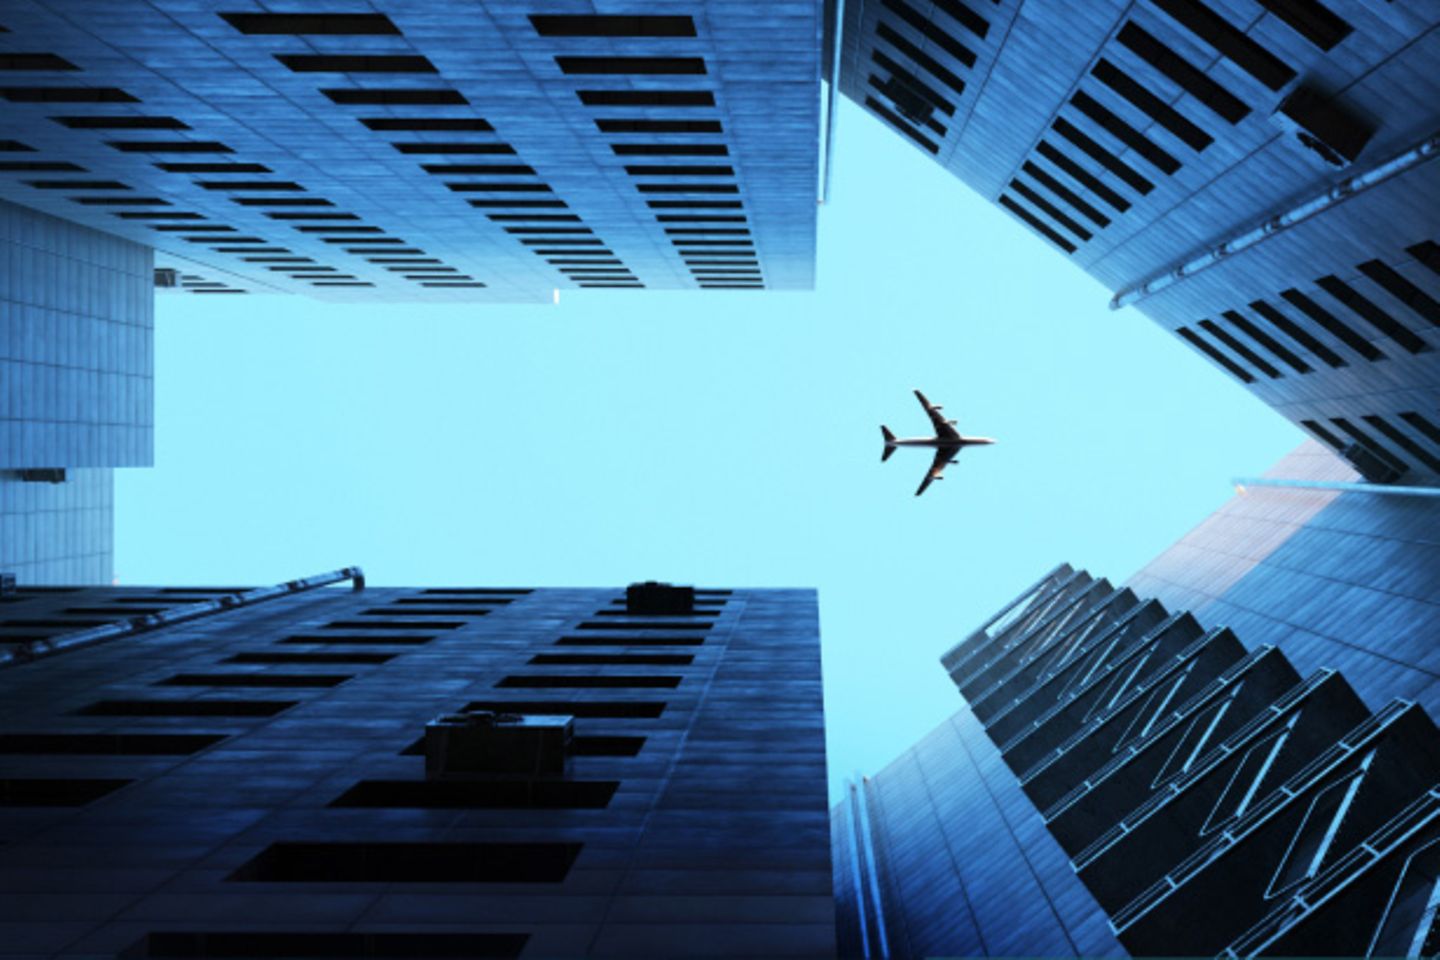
[915, 447, 957, 497]
[914, 390, 960, 440]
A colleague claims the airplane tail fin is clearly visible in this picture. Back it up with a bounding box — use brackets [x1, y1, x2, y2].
[881, 426, 896, 462]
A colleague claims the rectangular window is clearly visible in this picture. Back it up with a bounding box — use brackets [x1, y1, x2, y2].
[322, 88, 466, 105]
[997, 194, 1076, 253]
[530, 653, 693, 666]
[1280, 288, 1384, 361]
[1051, 117, 1153, 194]
[1009, 179, 1092, 241]
[530, 15, 695, 37]
[487, 214, 581, 222]
[637, 184, 739, 194]
[465, 699, 666, 718]
[137, 932, 526, 958]
[1331, 417, 1409, 473]
[1115, 22, 1249, 124]
[106, 140, 232, 153]
[1362, 415, 1440, 473]
[1314, 276, 1428, 354]
[448, 183, 551, 192]
[220, 13, 400, 35]
[1222, 310, 1311, 373]
[0, 778, 132, 806]
[1091, 59, 1211, 151]
[555, 57, 705, 75]
[596, 118, 722, 134]
[1299, 419, 1346, 451]
[1034, 141, 1130, 212]
[229, 842, 581, 883]
[277, 55, 435, 73]
[577, 89, 715, 107]
[864, 96, 940, 154]
[395, 142, 515, 155]
[612, 144, 728, 157]
[0, 86, 137, 102]
[226, 652, 392, 665]
[1248, 299, 1346, 368]
[647, 200, 741, 209]
[875, 22, 967, 97]
[625, 164, 733, 177]
[330, 779, 618, 809]
[1254, 0, 1352, 51]
[0, 160, 84, 171]
[327, 617, 468, 629]
[1020, 161, 1109, 227]
[1197, 318, 1281, 378]
[196, 181, 304, 191]
[52, 115, 187, 129]
[157, 673, 351, 688]
[871, 49, 955, 116]
[0, 53, 79, 70]
[1147, 0, 1297, 91]
[555, 633, 702, 650]
[267, 213, 358, 220]
[26, 178, 129, 189]
[881, 1, 978, 67]
[157, 162, 269, 173]
[1357, 260, 1440, 327]
[1176, 326, 1255, 382]
[1069, 91, 1180, 174]
[0, 733, 224, 755]
[496, 675, 681, 689]
[76, 699, 297, 717]
[1400, 412, 1440, 447]
[1408, 241, 1440, 278]
[933, 0, 990, 38]
[360, 117, 492, 131]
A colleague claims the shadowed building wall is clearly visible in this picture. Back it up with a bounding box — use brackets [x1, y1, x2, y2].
[0, 579, 833, 958]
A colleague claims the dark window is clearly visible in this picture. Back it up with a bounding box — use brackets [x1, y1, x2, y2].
[497, 675, 681, 689]
[1034, 141, 1131, 212]
[293, 226, 383, 233]
[626, 164, 733, 177]
[637, 183, 739, 194]
[1408, 240, 1440, 278]
[1362, 415, 1440, 473]
[666, 228, 750, 235]
[0, 86, 137, 102]
[25, 179, 129, 189]
[0, 778, 132, 806]
[229, 842, 581, 883]
[881, 1, 978, 67]
[1248, 299, 1346, 368]
[1147, 0, 1296, 91]
[322, 88, 467, 105]
[422, 164, 531, 174]
[1069, 91, 1180, 174]
[266, 213, 359, 220]
[136, 932, 526, 959]
[0, 53, 79, 70]
[997, 194, 1076, 253]
[595, 118, 722, 134]
[157, 162, 270, 173]
[505, 227, 593, 234]
[114, 211, 205, 219]
[465, 699, 665, 717]
[76, 699, 297, 717]
[0, 160, 85, 171]
[1299, 419, 1345, 451]
[1254, 0, 1352, 51]
[0, 139, 30, 151]
[1280, 288, 1384, 360]
[1020, 161, 1109, 227]
[1115, 22, 1249, 123]
[657, 215, 746, 223]
[0, 733, 224, 755]
[1090, 59, 1211, 151]
[647, 199, 742, 209]
[1221, 309, 1311, 373]
[1314, 275, 1428, 354]
[106, 140, 232, 153]
[549, 258, 622, 266]
[612, 143, 728, 157]
[577, 89, 714, 107]
[1400, 412, 1440, 447]
[196, 180, 304, 191]
[530, 15, 696, 37]
[875, 22, 966, 97]
[1199, 318, 1281, 377]
[531, 653, 694, 666]
[1176, 326, 1255, 382]
[330, 779, 618, 809]
[232, 197, 333, 206]
[487, 214, 581, 222]
[864, 96, 940, 153]
[932, 0, 990, 38]
[220, 13, 401, 35]
[71, 196, 170, 206]
[1331, 417, 1408, 473]
[557, 635, 705, 646]
[326, 619, 465, 630]
[156, 673, 351, 688]
[871, 50, 955, 116]
[555, 57, 705, 75]
[448, 182, 552, 192]
[360, 117, 493, 131]
[1356, 260, 1440, 326]
[276, 54, 435, 73]
[52, 115, 188, 129]
[1009, 179, 1092, 241]
[1051, 117, 1153, 193]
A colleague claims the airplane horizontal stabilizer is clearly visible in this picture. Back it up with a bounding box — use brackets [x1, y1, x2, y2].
[881, 426, 896, 462]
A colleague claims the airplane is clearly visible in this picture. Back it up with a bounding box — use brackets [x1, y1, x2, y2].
[882, 390, 996, 496]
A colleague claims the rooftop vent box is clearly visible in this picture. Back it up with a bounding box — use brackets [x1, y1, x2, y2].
[425, 711, 572, 780]
[626, 581, 694, 615]
[154, 267, 179, 288]
[0, 573, 14, 597]
[1343, 442, 1402, 484]
[1272, 84, 1373, 168]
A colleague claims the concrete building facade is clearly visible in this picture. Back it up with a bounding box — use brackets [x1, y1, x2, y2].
[839, 0, 1440, 483]
[0, 576, 834, 958]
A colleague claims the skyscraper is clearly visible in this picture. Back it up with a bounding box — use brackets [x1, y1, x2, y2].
[839, 0, 1440, 483]
[0, 575, 834, 958]
[2, 3, 831, 300]
[834, 440, 1440, 957]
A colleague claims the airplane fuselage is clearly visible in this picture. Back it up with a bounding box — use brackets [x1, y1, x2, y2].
[888, 436, 996, 448]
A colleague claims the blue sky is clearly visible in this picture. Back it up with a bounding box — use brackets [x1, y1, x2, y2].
[117, 99, 1302, 799]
